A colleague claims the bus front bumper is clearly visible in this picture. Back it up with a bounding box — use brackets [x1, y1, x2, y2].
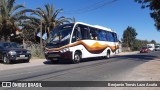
[45, 51, 72, 61]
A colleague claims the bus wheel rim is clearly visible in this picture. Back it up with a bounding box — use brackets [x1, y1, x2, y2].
[75, 54, 80, 62]
[107, 53, 110, 58]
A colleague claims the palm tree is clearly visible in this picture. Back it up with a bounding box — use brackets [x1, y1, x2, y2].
[31, 4, 74, 42]
[24, 4, 74, 57]
[20, 16, 40, 42]
[0, 0, 33, 41]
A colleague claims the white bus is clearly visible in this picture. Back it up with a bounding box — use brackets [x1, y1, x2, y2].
[45, 22, 119, 63]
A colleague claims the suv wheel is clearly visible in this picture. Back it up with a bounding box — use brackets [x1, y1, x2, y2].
[3, 56, 11, 64]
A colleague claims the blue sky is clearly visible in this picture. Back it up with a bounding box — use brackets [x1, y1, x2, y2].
[16, 0, 160, 43]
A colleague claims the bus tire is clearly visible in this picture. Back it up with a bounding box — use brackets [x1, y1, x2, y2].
[73, 52, 81, 64]
[106, 50, 110, 59]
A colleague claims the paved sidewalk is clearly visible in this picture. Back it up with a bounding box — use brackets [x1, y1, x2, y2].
[0, 58, 46, 71]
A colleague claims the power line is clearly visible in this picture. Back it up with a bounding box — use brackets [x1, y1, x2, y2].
[64, 0, 107, 12]
[63, 0, 118, 14]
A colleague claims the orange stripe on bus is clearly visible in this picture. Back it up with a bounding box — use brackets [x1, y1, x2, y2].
[46, 41, 119, 54]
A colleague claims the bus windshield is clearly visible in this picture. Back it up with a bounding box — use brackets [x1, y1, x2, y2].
[50, 24, 73, 46]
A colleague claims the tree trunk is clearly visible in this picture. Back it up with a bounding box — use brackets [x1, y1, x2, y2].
[22, 38, 26, 49]
[40, 21, 43, 57]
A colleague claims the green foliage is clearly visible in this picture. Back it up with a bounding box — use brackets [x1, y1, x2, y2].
[29, 4, 74, 43]
[0, 15, 2, 31]
[0, 0, 32, 41]
[132, 39, 158, 51]
[0, 0, 76, 58]
[122, 26, 138, 50]
[24, 43, 45, 58]
[20, 17, 40, 42]
[135, 0, 160, 30]
[150, 40, 157, 44]
[133, 39, 150, 50]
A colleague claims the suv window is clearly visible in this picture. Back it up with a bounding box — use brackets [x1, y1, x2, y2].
[10, 43, 21, 48]
[2, 43, 10, 48]
[0, 43, 3, 48]
[0, 46, 3, 49]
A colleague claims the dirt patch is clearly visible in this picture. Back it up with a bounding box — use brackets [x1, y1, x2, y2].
[127, 59, 160, 81]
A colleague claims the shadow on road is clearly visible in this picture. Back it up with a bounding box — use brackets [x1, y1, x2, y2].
[43, 52, 160, 65]
[0, 60, 30, 64]
[43, 57, 106, 65]
[114, 54, 159, 62]
[43, 60, 72, 65]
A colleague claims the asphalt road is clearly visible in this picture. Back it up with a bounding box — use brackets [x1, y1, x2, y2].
[0, 51, 160, 90]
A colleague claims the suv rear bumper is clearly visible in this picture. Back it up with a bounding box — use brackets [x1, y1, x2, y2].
[7, 54, 31, 60]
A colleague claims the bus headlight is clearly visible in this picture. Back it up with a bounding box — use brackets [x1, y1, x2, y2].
[60, 50, 64, 53]
[65, 48, 70, 51]
[60, 48, 70, 53]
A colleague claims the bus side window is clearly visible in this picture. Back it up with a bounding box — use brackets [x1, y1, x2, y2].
[106, 32, 114, 42]
[79, 25, 90, 40]
[90, 28, 98, 40]
[72, 26, 82, 43]
[113, 33, 118, 42]
[98, 30, 107, 41]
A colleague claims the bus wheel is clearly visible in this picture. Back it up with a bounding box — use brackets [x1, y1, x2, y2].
[73, 52, 81, 64]
[106, 51, 110, 59]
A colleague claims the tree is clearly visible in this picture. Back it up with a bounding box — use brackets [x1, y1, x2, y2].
[0, 0, 32, 41]
[0, 15, 2, 31]
[122, 26, 138, 51]
[30, 4, 73, 42]
[135, 0, 160, 30]
[20, 16, 40, 43]
[23, 4, 74, 57]
[150, 40, 156, 44]
[133, 39, 150, 50]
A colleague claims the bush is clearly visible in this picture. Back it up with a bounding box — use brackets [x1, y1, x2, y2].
[25, 43, 45, 58]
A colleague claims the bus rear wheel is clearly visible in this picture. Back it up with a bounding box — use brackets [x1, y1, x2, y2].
[72, 52, 81, 64]
[106, 51, 110, 59]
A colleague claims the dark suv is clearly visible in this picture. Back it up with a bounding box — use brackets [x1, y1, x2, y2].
[0, 42, 31, 64]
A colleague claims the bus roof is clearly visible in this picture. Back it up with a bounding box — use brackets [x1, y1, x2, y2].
[74, 22, 115, 33]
